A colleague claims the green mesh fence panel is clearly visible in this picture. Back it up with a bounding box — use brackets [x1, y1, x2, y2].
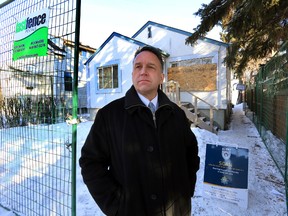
[0, 0, 79, 215]
[245, 41, 288, 211]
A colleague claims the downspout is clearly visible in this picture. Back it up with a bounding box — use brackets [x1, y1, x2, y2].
[86, 64, 91, 108]
[217, 46, 221, 108]
[163, 57, 168, 82]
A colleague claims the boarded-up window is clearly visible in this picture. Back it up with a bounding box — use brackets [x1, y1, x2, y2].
[168, 64, 217, 91]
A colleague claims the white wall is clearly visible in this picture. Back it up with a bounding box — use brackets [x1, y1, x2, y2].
[87, 37, 140, 109]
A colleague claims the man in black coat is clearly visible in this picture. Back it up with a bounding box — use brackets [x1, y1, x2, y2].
[79, 46, 200, 216]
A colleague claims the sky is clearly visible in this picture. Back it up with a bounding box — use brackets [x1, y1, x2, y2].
[0, 0, 221, 48]
[80, 0, 221, 48]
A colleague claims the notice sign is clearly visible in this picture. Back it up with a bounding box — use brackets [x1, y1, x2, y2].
[13, 8, 50, 60]
[236, 84, 246, 91]
[203, 143, 249, 208]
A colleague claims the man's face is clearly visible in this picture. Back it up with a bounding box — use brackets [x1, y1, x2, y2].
[132, 51, 164, 100]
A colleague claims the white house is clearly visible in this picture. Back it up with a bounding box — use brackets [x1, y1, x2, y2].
[85, 21, 232, 129]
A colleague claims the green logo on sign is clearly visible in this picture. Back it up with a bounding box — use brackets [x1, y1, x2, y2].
[13, 8, 49, 61]
[16, 13, 47, 33]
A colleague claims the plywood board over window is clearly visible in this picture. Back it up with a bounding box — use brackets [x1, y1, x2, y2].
[168, 64, 217, 91]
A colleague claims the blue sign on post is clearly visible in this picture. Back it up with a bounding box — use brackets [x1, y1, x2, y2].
[203, 143, 249, 208]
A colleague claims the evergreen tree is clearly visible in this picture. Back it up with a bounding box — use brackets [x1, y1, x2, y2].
[186, 0, 288, 77]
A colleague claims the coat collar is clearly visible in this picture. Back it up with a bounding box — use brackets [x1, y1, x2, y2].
[124, 85, 174, 111]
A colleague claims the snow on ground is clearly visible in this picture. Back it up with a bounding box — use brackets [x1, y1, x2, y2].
[191, 104, 286, 216]
[1, 104, 287, 215]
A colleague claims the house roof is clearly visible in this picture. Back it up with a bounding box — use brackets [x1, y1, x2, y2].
[85, 32, 169, 65]
[64, 39, 96, 53]
[132, 21, 229, 47]
[85, 21, 229, 65]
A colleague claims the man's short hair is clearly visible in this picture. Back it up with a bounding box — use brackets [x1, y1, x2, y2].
[134, 46, 164, 69]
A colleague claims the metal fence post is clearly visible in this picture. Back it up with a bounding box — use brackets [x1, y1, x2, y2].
[72, 0, 81, 215]
[284, 100, 288, 214]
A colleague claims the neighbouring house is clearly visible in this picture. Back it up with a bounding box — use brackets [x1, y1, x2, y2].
[62, 39, 96, 114]
[0, 36, 95, 126]
[85, 21, 232, 130]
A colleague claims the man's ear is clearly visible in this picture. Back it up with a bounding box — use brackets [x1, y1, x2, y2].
[160, 73, 164, 83]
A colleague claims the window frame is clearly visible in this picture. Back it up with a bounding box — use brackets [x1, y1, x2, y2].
[95, 60, 122, 93]
[64, 71, 72, 91]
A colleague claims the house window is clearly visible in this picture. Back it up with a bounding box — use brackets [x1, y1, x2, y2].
[148, 27, 152, 38]
[64, 71, 72, 91]
[171, 63, 178, 67]
[96, 61, 121, 93]
[81, 50, 87, 58]
[98, 65, 118, 89]
[170, 57, 213, 67]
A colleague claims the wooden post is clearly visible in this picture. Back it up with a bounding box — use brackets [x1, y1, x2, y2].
[210, 106, 214, 132]
[194, 97, 198, 123]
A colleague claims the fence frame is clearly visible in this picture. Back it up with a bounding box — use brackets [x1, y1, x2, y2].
[0, 0, 81, 215]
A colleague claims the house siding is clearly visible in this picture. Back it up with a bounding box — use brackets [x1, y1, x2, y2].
[87, 37, 142, 110]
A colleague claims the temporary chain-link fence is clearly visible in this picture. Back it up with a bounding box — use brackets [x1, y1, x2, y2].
[245, 41, 288, 212]
[0, 0, 80, 215]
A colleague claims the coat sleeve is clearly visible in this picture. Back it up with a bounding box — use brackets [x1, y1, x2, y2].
[184, 116, 200, 197]
[79, 109, 121, 216]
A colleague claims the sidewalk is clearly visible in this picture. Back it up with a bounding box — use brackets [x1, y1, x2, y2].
[191, 104, 287, 216]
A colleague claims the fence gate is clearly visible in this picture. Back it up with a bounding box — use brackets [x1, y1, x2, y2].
[0, 0, 80, 215]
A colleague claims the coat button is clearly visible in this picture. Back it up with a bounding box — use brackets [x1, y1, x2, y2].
[150, 194, 157, 200]
[147, 146, 154, 152]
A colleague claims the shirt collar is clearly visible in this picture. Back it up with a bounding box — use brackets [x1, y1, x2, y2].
[124, 86, 174, 112]
[137, 92, 158, 109]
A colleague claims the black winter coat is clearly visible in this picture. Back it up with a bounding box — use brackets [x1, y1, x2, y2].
[79, 86, 200, 216]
